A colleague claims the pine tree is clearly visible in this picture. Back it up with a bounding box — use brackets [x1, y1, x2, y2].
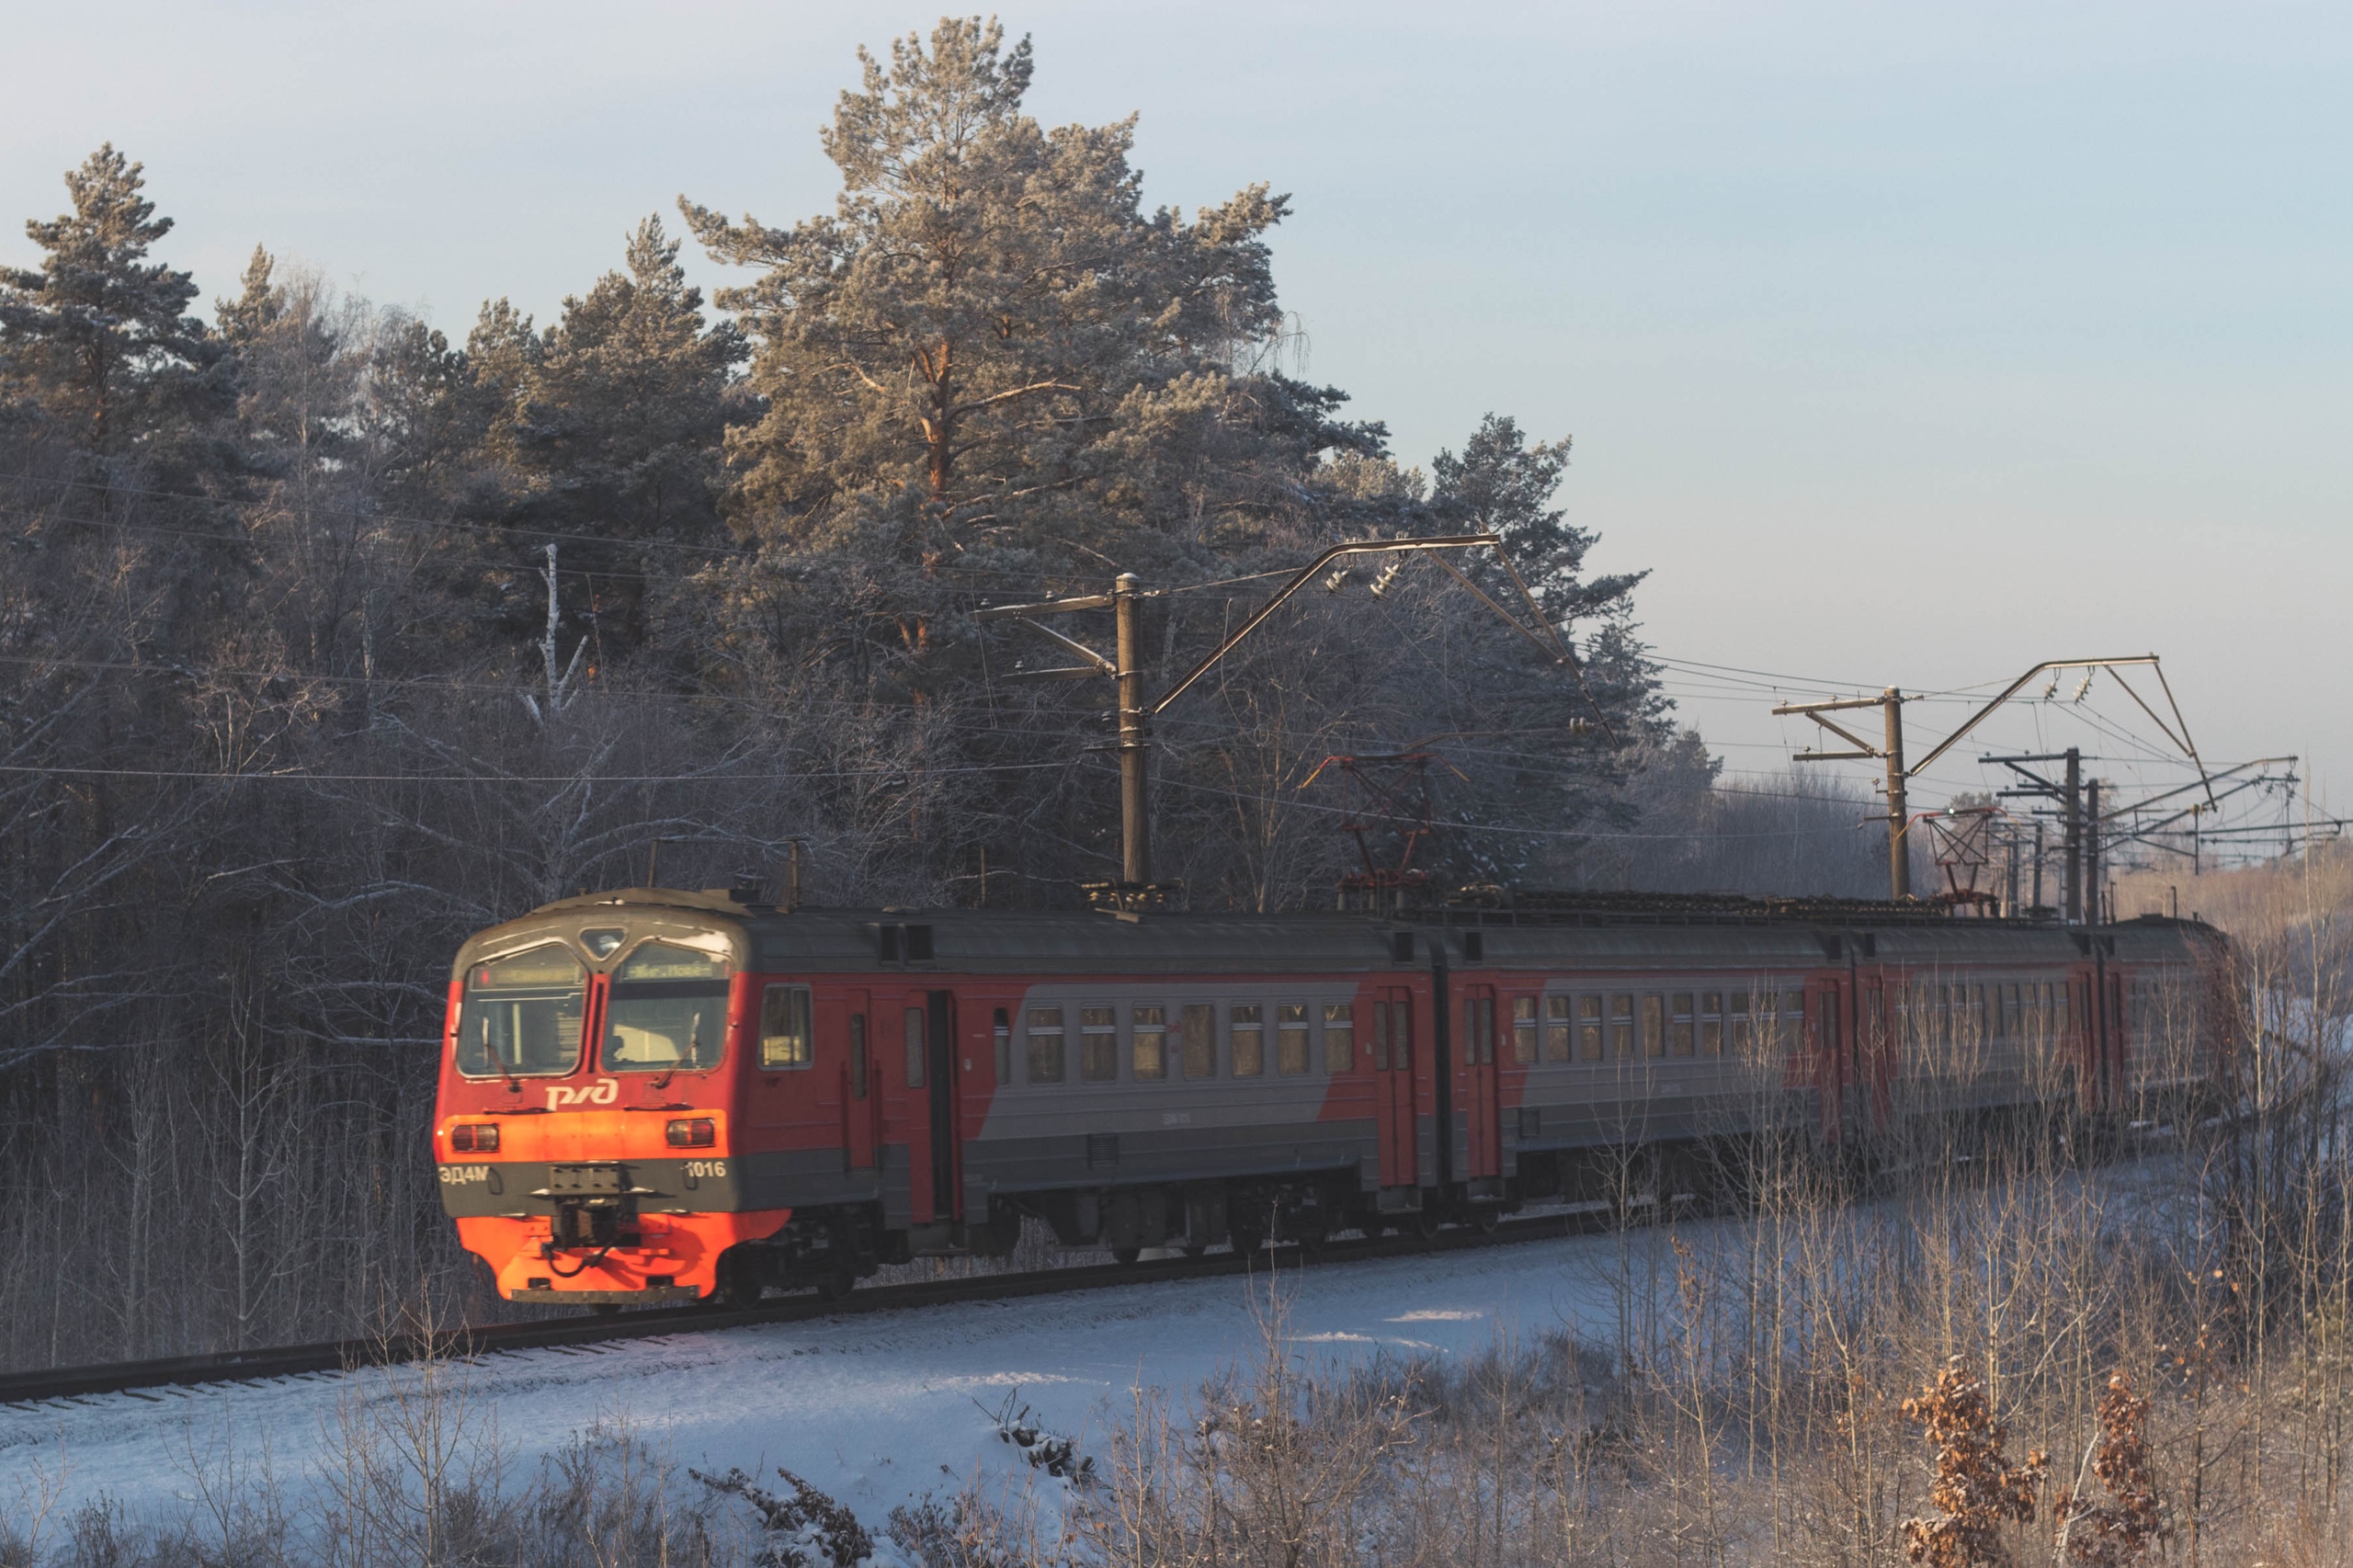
[680, 17, 1371, 560]
[0, 144, 212, 450]
[463, 296, 542, 456]
[460, 217, 747, 655]
[217, 247, 364, 472]
[505, 215, 743, 547]
[213, 244, 280, 345]
[1432, 414, 1643, 627]
[360, 317, 473, 504]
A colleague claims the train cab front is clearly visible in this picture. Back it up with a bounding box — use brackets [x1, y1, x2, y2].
[433, 899, 790, 1306]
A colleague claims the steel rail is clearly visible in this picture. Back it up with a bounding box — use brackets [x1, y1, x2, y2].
[0, 1209, 1613, 1410]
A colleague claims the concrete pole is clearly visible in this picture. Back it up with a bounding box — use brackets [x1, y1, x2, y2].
[2063, 748, 2083, 924]
[1883, 688, 1911, 899]
[2032, 821, 2045, 914]
[2086, 777, 2103, 925]
[1114, 573, 1151, 886]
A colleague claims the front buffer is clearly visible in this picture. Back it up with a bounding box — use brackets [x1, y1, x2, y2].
[437, 1110, 789, 1304]
[452, 1211, 791, 1304]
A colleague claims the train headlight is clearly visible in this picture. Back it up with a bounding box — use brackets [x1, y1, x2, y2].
[450, 1123, 500, 1152]
[665, 1118, 716, 1148]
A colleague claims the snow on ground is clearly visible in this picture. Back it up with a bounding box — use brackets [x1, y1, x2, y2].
[0, 1226, 1647, 1531]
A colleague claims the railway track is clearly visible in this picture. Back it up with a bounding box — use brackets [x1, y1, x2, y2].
[0, 1207, 1611, 1411]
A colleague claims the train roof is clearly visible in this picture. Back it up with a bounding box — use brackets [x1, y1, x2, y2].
[454, 887, 2226, 980]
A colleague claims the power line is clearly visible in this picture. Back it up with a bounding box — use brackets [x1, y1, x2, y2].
[1150, 772, 1869, 844]
[0, 759, 1068, 785]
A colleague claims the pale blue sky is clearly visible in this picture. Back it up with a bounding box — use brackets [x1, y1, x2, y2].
[6, 2, 2347, 846]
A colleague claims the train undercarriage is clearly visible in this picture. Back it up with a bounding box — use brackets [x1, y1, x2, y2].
[682, 1089, 2206, 1312]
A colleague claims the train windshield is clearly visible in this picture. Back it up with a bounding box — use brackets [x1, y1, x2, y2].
[604, 941, 731, 1073]
[459, 944, 586, 1077]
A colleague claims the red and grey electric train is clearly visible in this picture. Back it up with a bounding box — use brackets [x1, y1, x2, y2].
[432, 887, 2229, 1307]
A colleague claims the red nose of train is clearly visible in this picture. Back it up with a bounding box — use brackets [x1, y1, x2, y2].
[437, 1108, 789, 1304]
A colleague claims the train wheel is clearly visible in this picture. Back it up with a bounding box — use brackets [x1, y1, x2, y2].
[590, 1302, 622, 1317]
[1286, 1215, 1331, 1256]
[715, 1250, 762, 1310]
[813, 1259, 858, 1302]
[1469, 1207, 1501, 1235]
[1404, 1207, 1442, 1242]
[1110, 1245, 1142, 1267]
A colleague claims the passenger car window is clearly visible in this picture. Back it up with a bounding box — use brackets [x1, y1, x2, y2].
[757, 984, 811, 1070]
[850, 1013, 868, 1097]
[1545, 995, 1571, 1062]
[1232, 1005, 1265, 1077]
[1323, 1003, 1353, 1073]
[1182, 1005, 1216, 1078]
[608, 942, 731, 1072]
[1670, 994, 1695, 1058]
[1027, 1007, 1065, 1084]
[1081, 1007, 1118, 1082]
[1577, 995, 1602, 1062]
[1512, 997, 1538, 1065]
[1700, 993, 1723, 1056]
[1610, 995, 1634, 1058]
[904, 1006, 926, 1088]
[1641, 995, 1664, 1058]
[1132, 1006, 1166, 1080]
[1277, 1005, 1311, 1075]
[459, 943, 585, 1077]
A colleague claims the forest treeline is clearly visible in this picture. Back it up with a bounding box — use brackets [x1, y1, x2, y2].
[0, 19, 1877, 1365]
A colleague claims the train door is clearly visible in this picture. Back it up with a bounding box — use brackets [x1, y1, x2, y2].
[1460, 985, 1502, 1183]
[2067, 963, 2099, 1113]
[926, 990, 959, 1220]
[1372, 988, 1420, 1190]
[2104, 970, 2129, 1114]
[897, 994, 960, 1225]
[1857, 974, 1893, 1136]
[843, 988, 876, 1171]
[1808, 976, 1847, 1143]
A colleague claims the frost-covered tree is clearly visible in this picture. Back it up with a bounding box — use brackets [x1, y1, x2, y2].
[0, 144, 214, 450]
[681, 16, 1374, 560]
[0, 25, 1874, 1377]
[480, 217, 747, 651]
[1434, 413, 1643, 628]
[502, 217, 744, 546]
